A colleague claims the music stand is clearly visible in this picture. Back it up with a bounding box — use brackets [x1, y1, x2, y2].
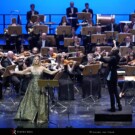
[68, 57, 83, 65]
[57, 26, 72, 35]
[46, 35, 56, 46]
[82, 64, 101, 102]
[118, 33, 132, 43]
[38, 79, 59, 127]
[121, 66, 135, 104]
[40, 47, 57, 57]
[104, 31, 118, 40]
[77, 12, 92, 20]
[67, 46, 85, 54]
[33, 25, 48, 34]
[91, 34, 106, 44]
[119, 46, 129, 57]
[50, 71, 67, 110]
[8, 25, 22, 35]
[2, 65, 16, 78]
[64, 38, 74, 47]
[129, 13, 135, 21]
[81, 26, 96, 35]
[130, 29, 135, 35]
[100, 46, 112, 52]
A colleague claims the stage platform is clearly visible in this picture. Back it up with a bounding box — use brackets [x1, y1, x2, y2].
[94, 105, 132, 122]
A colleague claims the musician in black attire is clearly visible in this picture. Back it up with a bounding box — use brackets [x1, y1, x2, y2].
[1, 51, 21, 94]
[82, 3, 94, 18]
[37, 33, 51, 51]
[97, 47, 122, 112]
[66, 1, 79, 30]
[26, 4, 39, 32]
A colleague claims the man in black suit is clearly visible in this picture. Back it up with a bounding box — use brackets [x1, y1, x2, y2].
[82, 3, 94, 18]
[119, 36, 134, 48]
[66, 1, 79, 30]
[37, 33, 51, 51]
[1, 51, 21, 94]
[26, 4, 39, 32]
[97, 47, 122, 112]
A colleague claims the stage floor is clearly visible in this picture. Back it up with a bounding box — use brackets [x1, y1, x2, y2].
[0, 85, 135, 129]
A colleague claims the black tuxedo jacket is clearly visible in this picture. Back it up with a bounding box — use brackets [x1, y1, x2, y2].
[1, 58, 12, 68]
[119, 42, 134, 48]
[100, 55, 120, 83]
[82, 8, 93, 18]
[37, 40, 51, 51]
[66, 7, 78, 17]
[26, 10, 39, 22]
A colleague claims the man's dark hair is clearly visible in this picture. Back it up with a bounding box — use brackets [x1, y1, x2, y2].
[85, 3, 89, 6]
[30, 4, 35, 8]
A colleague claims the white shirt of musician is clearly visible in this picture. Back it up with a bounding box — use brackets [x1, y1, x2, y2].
[126, 42, 130, 47]
[32, 11, 35, 16]
[86, 9, 89, 13]
[41, 40, 46, 48]
[8, 58, 15, 65]
[133, 24, 135, 29]
[111, 23, 114, 31]
[71, 8, 74, 14]
[107, 71, 111, 81]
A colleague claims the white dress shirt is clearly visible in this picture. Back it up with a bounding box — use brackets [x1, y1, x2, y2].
[41, 40, 46, 48]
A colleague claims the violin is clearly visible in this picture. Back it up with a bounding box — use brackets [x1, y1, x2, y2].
[128, 59, 135, 66]
[0, 52, 5, 57]
[23, 51, 31, 57]
[63, 59, 74, 65]
[52, 53, 57, 58]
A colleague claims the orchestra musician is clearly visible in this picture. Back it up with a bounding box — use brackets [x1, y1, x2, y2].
[37, 32, 51, 51]
[129, 16, 135, 29]
[26, 3, 39, 32]
[54, 55, 76, 100]
[82, 3, 94, 19]
[119, 36, 134, 48]
[119, 51, 135, 98]
[66, 1, 79, 30]
[0, 64, 5, 100]
[79, 53, 101, 99]
[59, 16, 70, 26]
[1, 51, 21, 94]
[27, 15, 43, 50]
[82, 3, 93, 26]
[4, 18, 22, 53]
